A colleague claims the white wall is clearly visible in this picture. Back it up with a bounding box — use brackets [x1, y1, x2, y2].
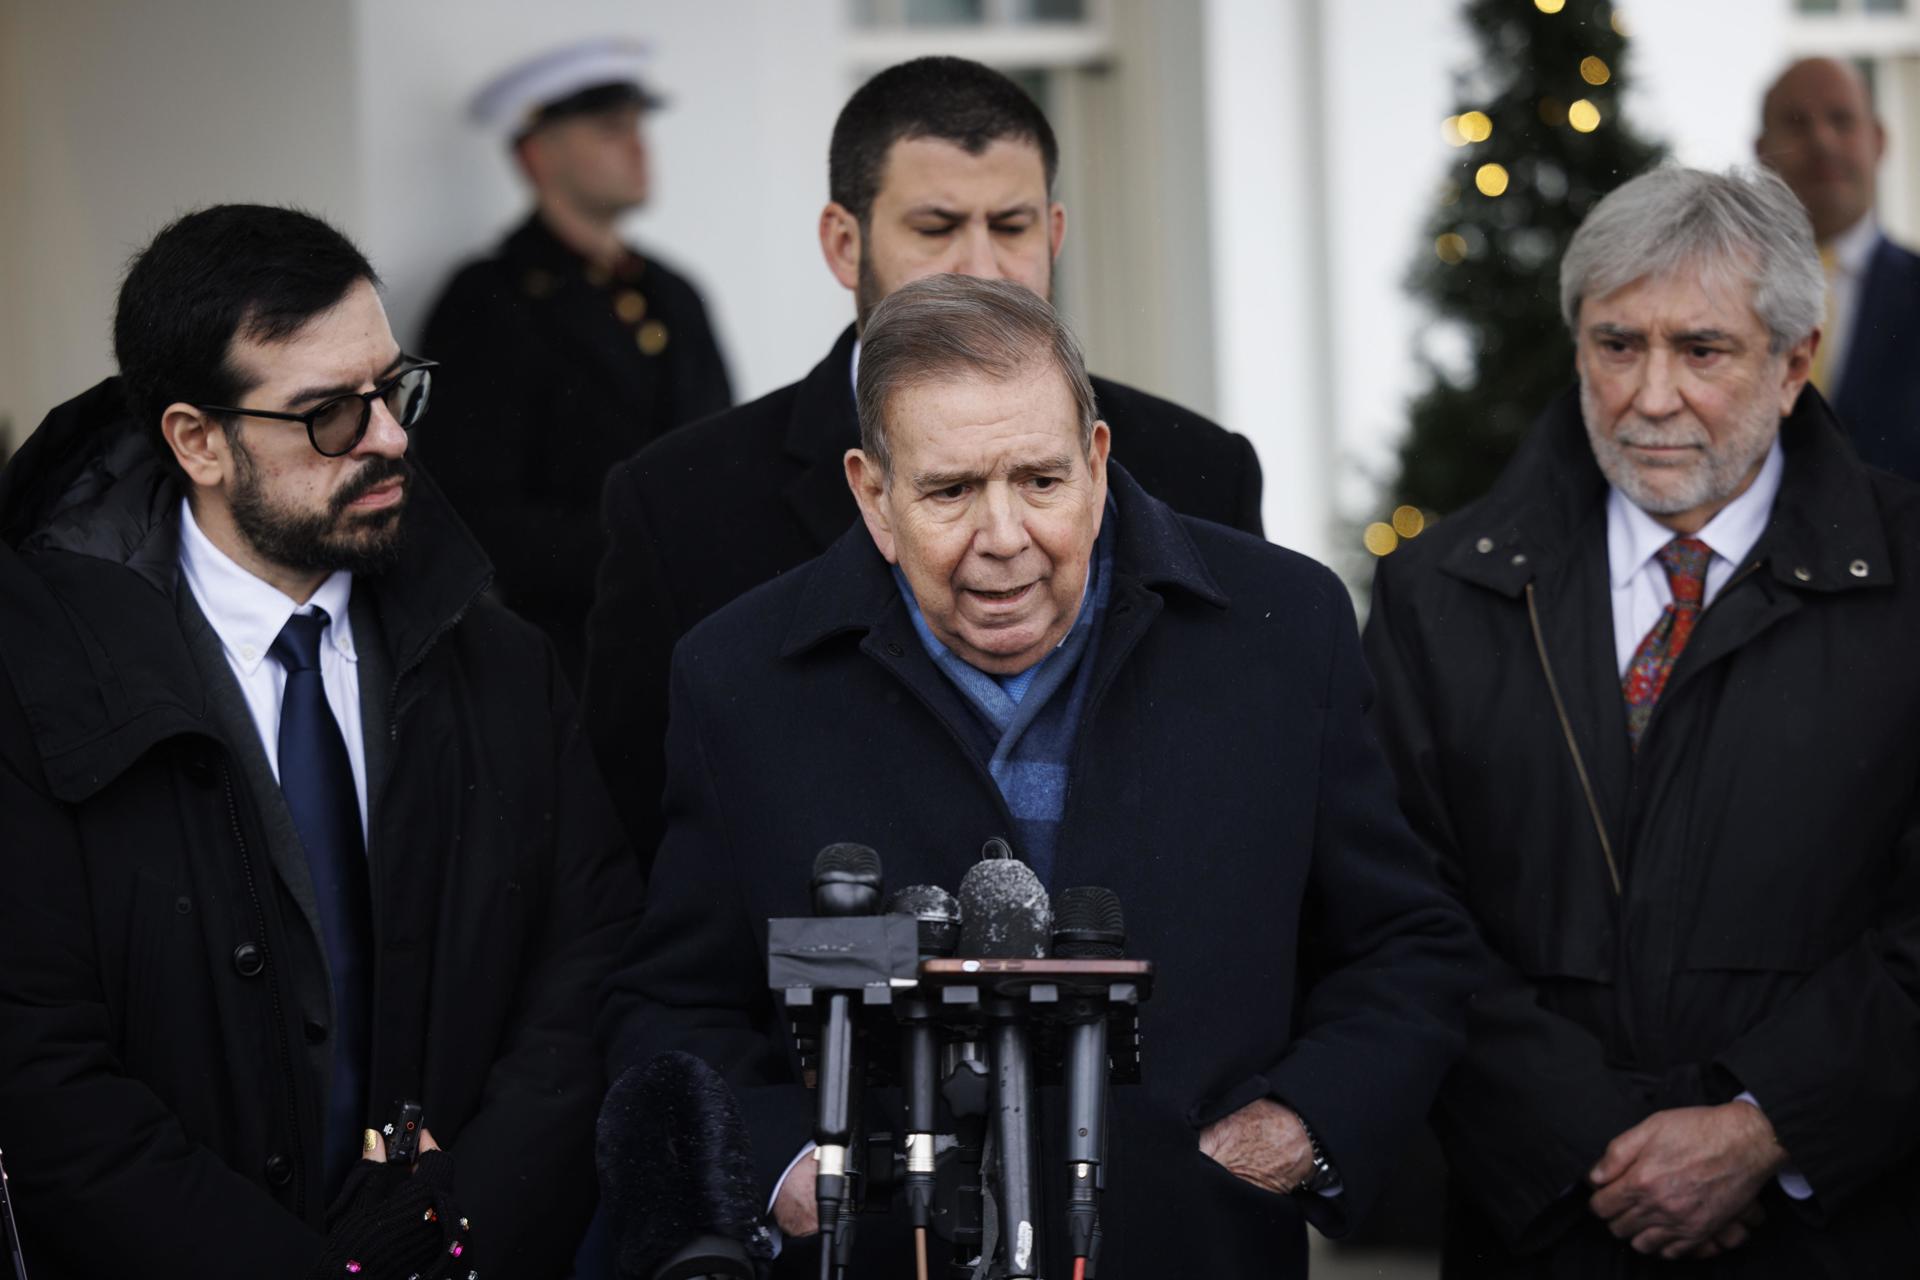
[0, 0, 362, 438]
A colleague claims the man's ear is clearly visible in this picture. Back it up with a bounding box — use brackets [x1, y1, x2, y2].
[820, 202, 863, 293]
[844, 447, 897, 563]
[161, 404, 232, 490]
[1048, 201, 1067, 261]
[1086, 420, 1111, 504]
[1780, 330, 1818, 416]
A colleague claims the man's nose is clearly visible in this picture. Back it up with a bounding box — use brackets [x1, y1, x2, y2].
[1632, 350, 1684, 419]
[356, 398, 411, 458]
[951, 224, 1000, 280]
[973, 483, 1029, 556]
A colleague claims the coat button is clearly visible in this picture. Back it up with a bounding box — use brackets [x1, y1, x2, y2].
[1475, 537, 1495, 554]
[1792, 566, 1812, 582]
[1850, 559, 1870, 578]
[264, 1153, 293, 1186]
[231, 942, 265, 978]
[174, 896, 192, 915]
[304, 1019, 328, 1045]
[885, 641, 904, 657]
[1510, 553, 1528, 567]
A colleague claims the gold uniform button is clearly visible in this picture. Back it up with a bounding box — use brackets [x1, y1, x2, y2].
[614, 290, 647, 324]
[637, 319, 670, 355]
[522, 269, 555, 298]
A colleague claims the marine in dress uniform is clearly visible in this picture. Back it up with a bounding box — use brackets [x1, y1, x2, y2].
[419, 39, 732, 679]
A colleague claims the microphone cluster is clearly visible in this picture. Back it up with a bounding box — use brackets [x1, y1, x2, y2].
[766, 842, 1154, 1280]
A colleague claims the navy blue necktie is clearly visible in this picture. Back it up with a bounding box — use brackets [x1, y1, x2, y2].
[270, 607, 372, 1195]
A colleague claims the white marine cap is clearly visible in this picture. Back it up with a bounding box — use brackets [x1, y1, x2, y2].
[468, 37, 664, 142]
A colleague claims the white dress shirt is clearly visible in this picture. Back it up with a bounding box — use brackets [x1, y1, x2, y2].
[1607, 440, 1784, 675]
[1604, 452, 1813, 1200]
[177, 499, 369, 840]
[1820, 214, 1880, 400]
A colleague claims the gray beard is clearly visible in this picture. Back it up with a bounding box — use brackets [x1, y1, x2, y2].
[1580, 377, 1779, 518]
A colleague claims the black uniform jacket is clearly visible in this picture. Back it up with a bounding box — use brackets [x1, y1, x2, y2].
[582, 324, 1267, 870]
[418, 214, 733, 679]
[0, 381, 643, 1278]
[1364, 386, 1920, 1277]
[600, 465, 1477, 1277]
[1832, 232, 1920, 484]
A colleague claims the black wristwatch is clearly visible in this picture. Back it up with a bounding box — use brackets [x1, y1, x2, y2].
[1291, 1118, 1339, 1196]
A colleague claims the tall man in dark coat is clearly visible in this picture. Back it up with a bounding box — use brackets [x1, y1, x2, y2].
[582, 57, 1264, 869]
[420, 39, 733, 680]
[0, 205, 642, 1279]
[601, 275, 1476, 1276]
[1366, 165, 1920, 1276]
[1758, 56, 1920, 481]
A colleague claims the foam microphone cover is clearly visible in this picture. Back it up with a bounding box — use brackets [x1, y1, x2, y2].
[598, 1051, 773, 1280]
[886, 884, 964, 957]
[811, 842, 883, 917]
[956, 858, 1053, 958]
[1053, 886, 1126, 959]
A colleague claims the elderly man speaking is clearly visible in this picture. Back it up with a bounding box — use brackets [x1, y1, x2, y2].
[1367, 165, 1920, 1276]
[602, 274, 1477, 1276]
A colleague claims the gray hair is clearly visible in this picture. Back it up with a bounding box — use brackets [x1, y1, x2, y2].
[1559, 164, 1824, 353]
[856, 274, 1099, 479]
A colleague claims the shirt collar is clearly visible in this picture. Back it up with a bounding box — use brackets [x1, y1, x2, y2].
[1607, 436, 1785, 588]
[1828, 215, 1879, 277]
[177, 497, 357, 674]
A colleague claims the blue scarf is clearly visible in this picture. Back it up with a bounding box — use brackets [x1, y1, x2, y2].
[895, 512, 1114, 884]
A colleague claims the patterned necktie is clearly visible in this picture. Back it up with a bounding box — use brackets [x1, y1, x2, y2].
[1622, 537, 1713, 749]
[270, 607, 372, 1194]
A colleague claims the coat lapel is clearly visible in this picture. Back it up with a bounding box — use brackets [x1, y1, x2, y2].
[782, 326, 864, 551]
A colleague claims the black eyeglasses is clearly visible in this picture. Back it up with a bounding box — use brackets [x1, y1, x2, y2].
[195, 358, 438, 457]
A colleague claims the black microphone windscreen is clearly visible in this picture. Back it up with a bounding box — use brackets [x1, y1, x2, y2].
[1053, 886, 1126, 959]
[811, 842, 883, 916]
[597, 1052, 773, 1279]
[886, 883, 964, 957]
[956, 858, 1053, 958]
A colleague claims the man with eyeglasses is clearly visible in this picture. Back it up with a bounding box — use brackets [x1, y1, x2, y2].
[0, 204, 640, 1279]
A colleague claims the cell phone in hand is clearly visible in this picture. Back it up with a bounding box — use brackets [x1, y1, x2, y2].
[383, 1100, 425, 1164]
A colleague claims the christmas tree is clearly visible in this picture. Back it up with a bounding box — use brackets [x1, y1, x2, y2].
[1373, 0, 1664, 552]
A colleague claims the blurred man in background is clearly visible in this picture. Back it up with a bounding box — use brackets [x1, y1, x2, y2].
[1758, 56, 1920, 481]
[1368, 165, 1920, 1275]
[421, 38, 732, 680]
[582, 56, 1264, 868]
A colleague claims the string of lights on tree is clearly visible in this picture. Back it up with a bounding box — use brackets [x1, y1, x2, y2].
[1366, 0, 1663, 558]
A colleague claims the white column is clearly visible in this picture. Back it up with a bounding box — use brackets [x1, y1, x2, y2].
[1202, 0, 1334, 561]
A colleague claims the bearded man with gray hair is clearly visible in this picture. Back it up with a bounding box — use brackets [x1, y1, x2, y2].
[1365, 164, 1920, 1276]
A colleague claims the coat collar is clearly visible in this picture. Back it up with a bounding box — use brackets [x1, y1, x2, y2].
[781, 325, 865, 549]
[1439, 383, 1893, 599]
[778, 462, 1227, 660]
[0, 378, 493, 801]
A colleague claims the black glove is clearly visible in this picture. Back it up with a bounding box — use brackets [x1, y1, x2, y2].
[310, 1149, 473, 1280]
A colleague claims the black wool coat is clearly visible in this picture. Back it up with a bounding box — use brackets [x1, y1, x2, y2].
[0, 381, 643, 1279]
[581, 325, 1267, 871]
[418, 214, 733, 680]
[600, 466, 1477, 1277]
[1364, 386, 1920, 1277]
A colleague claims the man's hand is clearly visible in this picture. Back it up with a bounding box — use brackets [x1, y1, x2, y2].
[1197, 1099, 1314, 1195]
[1588, 1102, 1787, 1259]
[771, 1151, 820, 1237]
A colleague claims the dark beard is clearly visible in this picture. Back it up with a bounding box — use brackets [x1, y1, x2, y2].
[228, 436, 410, 578]
[853, 238, 1053, 331]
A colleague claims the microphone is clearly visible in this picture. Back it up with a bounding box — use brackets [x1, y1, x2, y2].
[810, 844, 882, 1279]
[957, 857, 1051, 1277]
[1053, 887, 1126, 1275]
[886, 885, 962, 1277]
[597, 1052, 774, 1280]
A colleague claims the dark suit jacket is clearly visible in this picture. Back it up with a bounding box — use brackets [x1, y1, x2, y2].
[582, 325, 1265, 868]
[418, 214, 733, 679]
[1833, 232, 1920, 483]
[599, 464, 1475, 1276]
